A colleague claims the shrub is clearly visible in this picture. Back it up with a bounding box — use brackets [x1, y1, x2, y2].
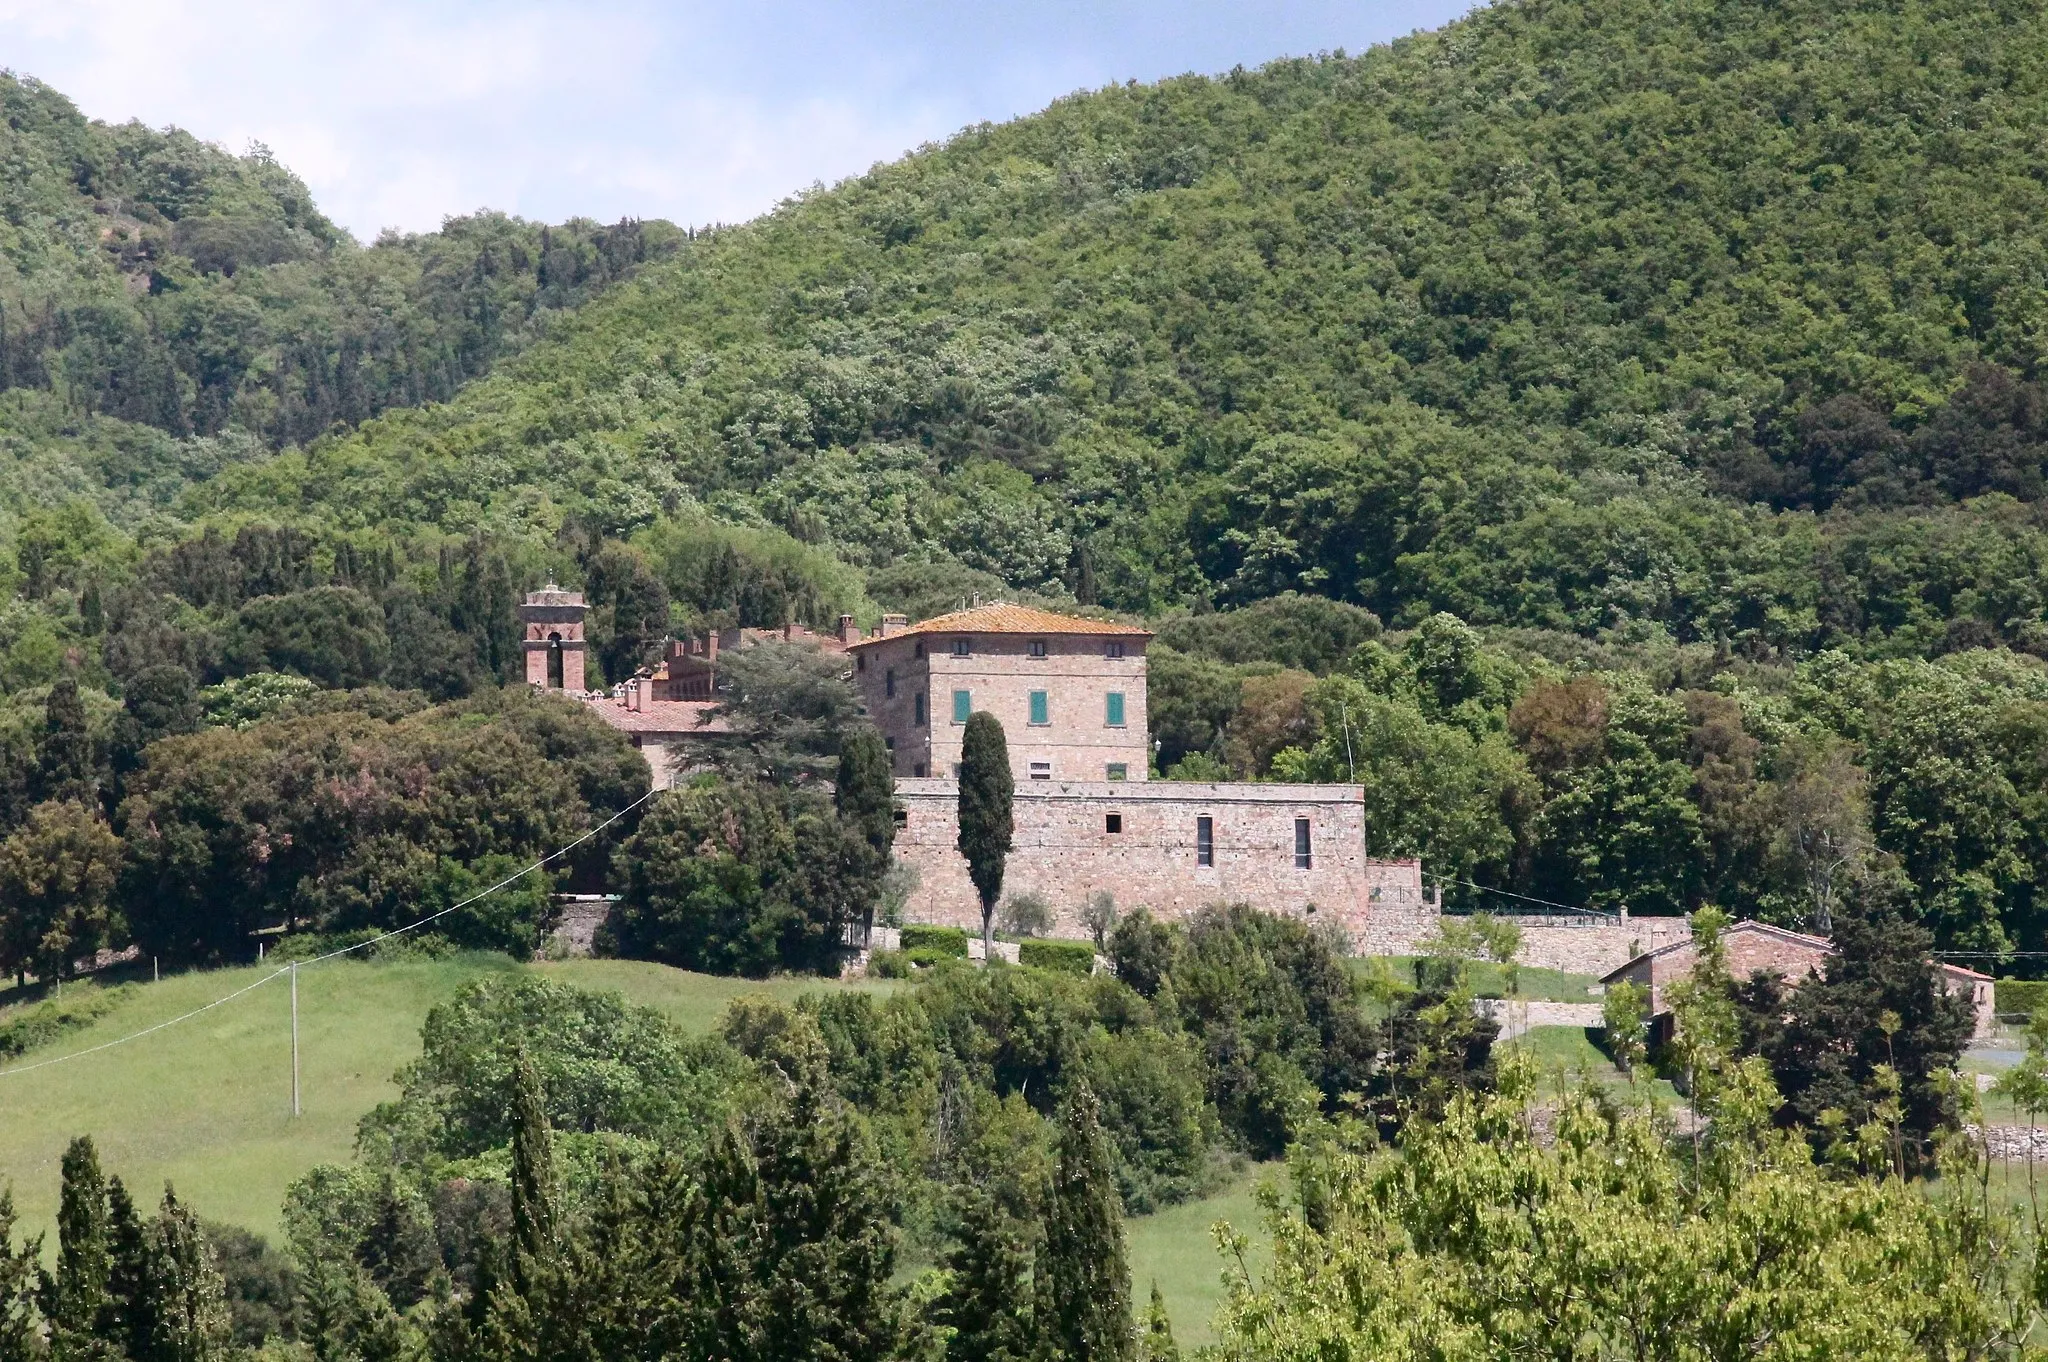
[1020, 939, 1096, 976]
[904, 946, 964, 970]
[999, 891, 1054, 938]
[1998, 979, 2048, 1019]
[901, 924, 969, 957]
[865, 948, 914, 979]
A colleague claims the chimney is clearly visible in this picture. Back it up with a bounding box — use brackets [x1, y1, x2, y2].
[880, 613, 908, 638]
[838, 613, 857, 645]
[706, 630, 719, 663]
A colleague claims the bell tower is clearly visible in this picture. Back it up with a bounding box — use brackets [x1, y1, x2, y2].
[520, 585, 588, 691]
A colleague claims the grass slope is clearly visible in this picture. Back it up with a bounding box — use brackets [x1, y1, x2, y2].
[1125, 1161, 1278, 1347]
[0, 954, 892, 1243]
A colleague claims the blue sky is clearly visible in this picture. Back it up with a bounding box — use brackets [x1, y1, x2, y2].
[0, 1, 1476, 240]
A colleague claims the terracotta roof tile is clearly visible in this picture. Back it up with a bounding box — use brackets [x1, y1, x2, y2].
[580, 697, 730, 735]
[848, 602, 1150, 648]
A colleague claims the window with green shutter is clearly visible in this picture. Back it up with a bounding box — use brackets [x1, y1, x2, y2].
[1105, 691, 1126, 727]
[1029, 690, 1049, 725]
[952, 689, 972, 723]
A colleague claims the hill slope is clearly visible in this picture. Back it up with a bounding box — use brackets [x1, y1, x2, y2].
[0, 73, 678, 535]
[164, 0, 2048, 656]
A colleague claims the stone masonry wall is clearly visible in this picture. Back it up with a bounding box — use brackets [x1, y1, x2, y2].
[894, 778, 1414, 939]
[856, 635, 1150, 782]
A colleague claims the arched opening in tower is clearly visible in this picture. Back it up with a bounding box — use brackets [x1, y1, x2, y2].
[547, 632, 564, 689]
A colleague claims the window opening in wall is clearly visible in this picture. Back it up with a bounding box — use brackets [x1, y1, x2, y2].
[892, 809, 907, 827]
[951, 638, 972, 657]
[914, 692, 927, 726]
[1106, 813, 1123, 834]
[1029, 639, 1047, 658]
[1294, 818, 1313, 869]
[886, 668, 896, 698]
[1196, 815, 1214, 866]
[915, 641, 925, 658]
[1424, 883, 1437, 904]
[1105, 641, 1125, 659]
[952, 689, 972, 723]
[1029, 761, 1052, 780]
[1105, 763, 1128, 781]
[884, 737, 895, 752]
[1029, 691, 1049, 725]
[914, 762, 927, 777]
[857, 655, 866, 672]
[1105, 692, 1126, 727]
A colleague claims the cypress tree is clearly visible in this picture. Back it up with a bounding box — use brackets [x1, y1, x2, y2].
[956, 712, 1014, 961]
[142, 1187, 230, 1362]
[936, 1186, 1032, 1362]
[1035, 1086, 1134, 1362]
[45, 1136, 112, 1362]
[836, 726, 896, 940]
[506, 1053, 557, 1301]
[0, 1189, 39, 1362]
[37, 675, 96, 808]
[1138, 1283, 1178, 1362]
[104, 1177, 153, 1360]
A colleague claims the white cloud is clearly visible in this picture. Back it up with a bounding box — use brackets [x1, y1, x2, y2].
[0, 0, 1472, 237]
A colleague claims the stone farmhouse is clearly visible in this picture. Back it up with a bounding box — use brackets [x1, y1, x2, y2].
[1602, 919, 1996, 1040]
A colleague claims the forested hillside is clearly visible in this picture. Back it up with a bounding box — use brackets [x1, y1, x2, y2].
[0, 72, 677, 532]
[168, 0, 2048, 657]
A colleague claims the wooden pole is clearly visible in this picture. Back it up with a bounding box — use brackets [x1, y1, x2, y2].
[290, 963, 300, 1118]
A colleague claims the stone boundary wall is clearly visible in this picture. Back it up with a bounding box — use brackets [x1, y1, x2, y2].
[893, 778, 1387, 938]
[1510, 916, 1691, 977]
[1476, 998, 1609, 1041]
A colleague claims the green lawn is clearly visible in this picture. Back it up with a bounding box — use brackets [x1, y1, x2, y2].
[0, 954, 892, 1245]
[1360, 957, 1605, 1003]
[1503, 1024, 1685, 1105]
[1126, 1162, 1279, 1347]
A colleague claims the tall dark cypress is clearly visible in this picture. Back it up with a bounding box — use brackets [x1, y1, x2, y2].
[45, 1136, 112, 1362]
[1035, 1086, 1134, 1362]
[104, 1177, 154, 1361]
[956, 712, 1014, 961]
[836, 725, 897, 942]
[506, 1054, 557, 1301]
[936, 1186, 1032, 1362]
[37, 675, 97, 807]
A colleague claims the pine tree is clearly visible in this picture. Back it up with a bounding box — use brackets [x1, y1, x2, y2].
[1035, 1086, 1134, 1362]
[956, 712, 1014, 961]
[0, 1189, 41, 1362]
[936, 1186, 1032, 1362]
[36, 676, 96, 808]
[44, 1136, 113, 1362]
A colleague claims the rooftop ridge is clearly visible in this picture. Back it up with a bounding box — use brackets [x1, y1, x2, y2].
[848, 600, 1151, 647]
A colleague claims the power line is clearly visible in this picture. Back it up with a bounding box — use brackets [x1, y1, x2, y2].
[0, 785, 661, 1082]
[1427, 873, 1621, 919]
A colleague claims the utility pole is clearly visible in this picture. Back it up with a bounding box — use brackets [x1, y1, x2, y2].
[290, 963, 300, 1118]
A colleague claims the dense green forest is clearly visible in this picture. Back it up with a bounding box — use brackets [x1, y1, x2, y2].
[6, 0, 2048, 961]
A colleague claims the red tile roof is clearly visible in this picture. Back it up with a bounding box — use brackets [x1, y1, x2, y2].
[847, 602, 1151, 649]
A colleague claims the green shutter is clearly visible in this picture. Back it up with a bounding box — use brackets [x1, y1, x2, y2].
[953, 689, 972, 723]
[1030, 690, 1049, 725]
[1106, 691, 1126, 726]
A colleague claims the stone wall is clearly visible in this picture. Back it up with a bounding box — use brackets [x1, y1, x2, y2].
[855, 633, 1151, 782]
[1511, 916, 1691, 977]
[894, 777, 1420, 939]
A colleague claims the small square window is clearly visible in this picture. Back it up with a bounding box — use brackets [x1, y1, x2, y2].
[952, 689, 972, 723]
[1105, 641, 1125, 659]
[914, 762, 928, 777]
[1029, 639, 1047, 658]
[892, 808, 907, 827]
[1105, 692, 1126, 727]
[1196, 815, 1214, 867]
[1029, 690, 1049, 725]
[1106, 813, 1123, 834]
[885, 737, 895, 751]
[915, 641, 925, 658]
[951, 638, 972, 657]
[1029, 761, 1052, 781]
[857, 654, 866, 671]
[1106, 763, 1128, 781]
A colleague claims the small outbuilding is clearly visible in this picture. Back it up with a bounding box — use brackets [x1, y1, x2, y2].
[1601, 919, 1996, 1040]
